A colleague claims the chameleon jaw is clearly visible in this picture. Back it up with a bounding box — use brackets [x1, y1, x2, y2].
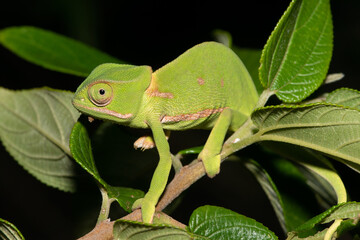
[72, 101, 133, 120]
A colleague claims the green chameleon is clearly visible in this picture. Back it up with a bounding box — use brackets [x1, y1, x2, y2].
[72, 41, 258, 223]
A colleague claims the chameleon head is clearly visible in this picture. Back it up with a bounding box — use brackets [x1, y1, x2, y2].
[72, 63, 152, 123]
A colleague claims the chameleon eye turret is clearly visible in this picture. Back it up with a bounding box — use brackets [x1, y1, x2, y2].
[88, 81, 113, 106]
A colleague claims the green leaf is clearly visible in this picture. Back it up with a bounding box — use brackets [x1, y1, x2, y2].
[294, 204, 342, 233]
[242, 159, 286, 232]
[263, 143, 338, 208]
[113, 220, 193, 240]
[0, 218, 24, 240]
[188, 205, 278, 240]
[177, 146, 203, 155]
[288, 202, 360, 239]
[70, 122, 144, 212]
[0, 87, 80, 192]
[321, 202, 360, 224]
[336, 218, 360, 238]
[249, 154, 320, 233]
[259, 0, 333, 102]
[264, 142, 344, 206]
[294, 154, 346, 204]
[326, 88, 360, 109]
[0, 26, 123, 77]
[287, 229, 327, 240]
[70, 121, 104, 185]
[252, 104, 360, 167]
[324, 89, 360, 172]
[107, 186, 144, 212]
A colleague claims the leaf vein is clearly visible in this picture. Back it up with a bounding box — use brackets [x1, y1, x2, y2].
[276, 8, 331, 93]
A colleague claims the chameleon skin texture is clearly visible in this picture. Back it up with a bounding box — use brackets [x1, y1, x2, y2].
[145, 42, 258, 131]
[72, 42, 258, 223]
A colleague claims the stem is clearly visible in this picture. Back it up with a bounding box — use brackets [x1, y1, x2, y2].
[152, 212, 186, 229]
[97, 185, 113, 224]
[255, 88, 275, 109]
[222, 118, 258, 158]
[171, 153, 183, 173]
[324, 219, 342, 240]
[156, 162, 206, 212]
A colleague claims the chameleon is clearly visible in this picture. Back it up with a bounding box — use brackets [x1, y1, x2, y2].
[72, 41, 258, 223]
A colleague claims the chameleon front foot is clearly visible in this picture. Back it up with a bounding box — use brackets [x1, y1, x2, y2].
[134, 136, 155, 150]
[132, 197, 156, 223]
[134, 131, 171, 151]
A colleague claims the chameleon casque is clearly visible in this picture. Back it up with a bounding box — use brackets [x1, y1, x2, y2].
[72, 41, 258, 223]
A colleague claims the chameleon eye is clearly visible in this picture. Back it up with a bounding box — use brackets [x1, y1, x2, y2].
[88, 82, 113, 106]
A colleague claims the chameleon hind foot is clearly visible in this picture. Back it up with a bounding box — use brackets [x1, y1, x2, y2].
[132, 197, 155, 223]
[198, 151, 221, 178]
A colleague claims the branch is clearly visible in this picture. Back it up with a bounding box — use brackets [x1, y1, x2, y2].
[156, 161, 205, 211]
[77, 211, 186, 240]
[77, 220, 114, 240]
[156, 118, 258, 211]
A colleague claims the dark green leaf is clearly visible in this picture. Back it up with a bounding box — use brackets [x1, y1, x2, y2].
[70, 121, 104, 186]
[336, 218, 360, 238]
[326, 88, 360, 110]
[289, 202, 360, 239]
[287, 229, 327, 240]
[113, 220, 193, 240]
[107, 186, 144, 213]
[70, 122, 144, 212]
[263, 142, 340, 207]
[259, 0, 333, 102]
[177, 146, 203, 155]
[256, 155, 320, 233]
[321, 202, 360, 224]
[0, 26, 123, 77]
[0, 87, 80, 192]
[252, 104, 360, 167]
[243, 159, 286, 232]
[188, 205, 278, 240]
[0, 218, 24, 240]
[293, 204, 342, 233]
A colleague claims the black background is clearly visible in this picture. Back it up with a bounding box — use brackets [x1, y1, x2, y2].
[1, 1, 360, 239]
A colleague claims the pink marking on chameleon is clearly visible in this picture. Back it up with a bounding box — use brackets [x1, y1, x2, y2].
[197, 77, 205, 85]
[161, 107, 227, 123]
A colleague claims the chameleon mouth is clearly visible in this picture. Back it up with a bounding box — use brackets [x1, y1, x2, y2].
[72, 101, 133, 120]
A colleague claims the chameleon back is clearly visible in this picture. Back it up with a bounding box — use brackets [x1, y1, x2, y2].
[145, 42, 258, 131]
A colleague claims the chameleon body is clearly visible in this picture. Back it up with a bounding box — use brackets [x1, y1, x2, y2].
[72, 42, 258, 223]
